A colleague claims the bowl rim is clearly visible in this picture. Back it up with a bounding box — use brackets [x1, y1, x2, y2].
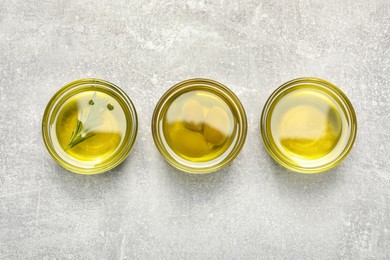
[260, 77, 357, 173]
[42, 78, 138, 174]
[151, 78, 248, 174]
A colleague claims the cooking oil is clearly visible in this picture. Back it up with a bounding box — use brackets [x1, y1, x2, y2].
[52, 90, 127, 166]
[152, 78, 247, 174]
[163, 90, 236, 162]
[42, 79, 138, 174]
[270, 87, 345, 160]
[261, 78, 358, 173]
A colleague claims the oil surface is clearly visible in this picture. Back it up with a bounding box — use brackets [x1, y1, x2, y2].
[163, 90, 236, 162]
[270, 86, 346, 161]
[51, 90, 127, 166]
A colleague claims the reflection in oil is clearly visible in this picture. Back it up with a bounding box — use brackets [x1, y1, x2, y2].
[54, 91, 125, 163]
[271, 88, 345, 161]
[163, 91, 235, 162]
[280, 106, 342, 159]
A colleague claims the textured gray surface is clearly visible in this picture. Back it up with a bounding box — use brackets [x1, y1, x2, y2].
[0, 0, 390, 259]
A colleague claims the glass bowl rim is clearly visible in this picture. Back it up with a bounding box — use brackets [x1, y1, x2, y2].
[151, 78, 248, 174]
[260, 77, 357, 173]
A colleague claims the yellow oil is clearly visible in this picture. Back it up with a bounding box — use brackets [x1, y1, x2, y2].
[270, 87, 345, 160]
[52, 91, 126, 164]
[163, 90, 236, 162]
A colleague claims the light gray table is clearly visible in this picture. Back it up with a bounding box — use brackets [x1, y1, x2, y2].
[1, 0, 389, 259]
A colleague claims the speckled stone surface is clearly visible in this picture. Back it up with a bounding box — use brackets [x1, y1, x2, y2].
[1, 0, 389, 259]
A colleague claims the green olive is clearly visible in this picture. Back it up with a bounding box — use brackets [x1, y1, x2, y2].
[182, 100, 204, 132]
[204, 106, 230, 146]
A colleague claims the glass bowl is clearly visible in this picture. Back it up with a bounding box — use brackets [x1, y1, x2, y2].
[261, 77, 357, 173]
[42, 78, 138, 174]
[152, 78, 247, 174]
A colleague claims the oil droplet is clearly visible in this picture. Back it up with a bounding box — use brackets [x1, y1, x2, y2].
[107, 104, 114, 110]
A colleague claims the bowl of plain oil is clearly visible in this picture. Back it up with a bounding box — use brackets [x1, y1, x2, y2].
[261, 78, 357, 173]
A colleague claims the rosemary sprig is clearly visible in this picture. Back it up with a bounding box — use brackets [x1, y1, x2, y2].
[67, 120, 96, 149]
[67, 92, 114, 149]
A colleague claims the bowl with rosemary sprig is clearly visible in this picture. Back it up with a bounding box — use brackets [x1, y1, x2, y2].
[42, 78, 138, 174]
